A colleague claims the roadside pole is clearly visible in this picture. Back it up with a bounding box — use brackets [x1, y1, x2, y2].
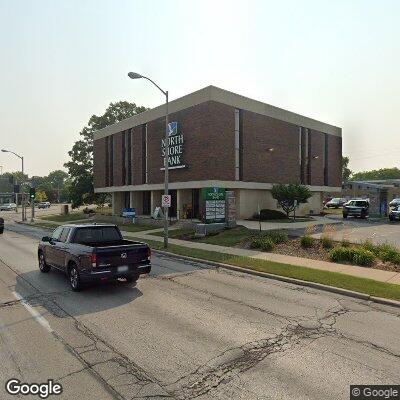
[29, 187, 35, 222]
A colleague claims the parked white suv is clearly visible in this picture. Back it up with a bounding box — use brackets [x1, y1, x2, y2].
[0, 203, 17, 211]
[389, 198, 400, 209]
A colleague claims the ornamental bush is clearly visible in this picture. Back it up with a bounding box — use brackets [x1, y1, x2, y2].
[300, 235, 314, 248]
[329, 246, 375, 266]
[250, 237, 275, 251]
[351, 248, 375, 266]
[329, 246, 353, 263]
[321, 236, 334, 249]
[260, 238, 275, 251]
[266, 231, 288, 244]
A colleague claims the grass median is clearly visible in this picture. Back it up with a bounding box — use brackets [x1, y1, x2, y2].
[135, 236, 400, 302]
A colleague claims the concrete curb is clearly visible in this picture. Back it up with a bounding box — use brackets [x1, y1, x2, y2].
[152, 249, 400, 309]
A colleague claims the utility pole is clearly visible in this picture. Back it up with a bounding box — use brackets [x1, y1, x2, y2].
[128, 72, 170, 248]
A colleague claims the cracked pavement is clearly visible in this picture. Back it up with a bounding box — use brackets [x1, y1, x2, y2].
[0, 221, 400, 399]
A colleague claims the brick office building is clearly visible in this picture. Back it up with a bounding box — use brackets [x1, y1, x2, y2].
[93, 86, 342, 219]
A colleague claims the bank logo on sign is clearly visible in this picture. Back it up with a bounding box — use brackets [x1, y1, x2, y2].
[168, 121, 178, 136]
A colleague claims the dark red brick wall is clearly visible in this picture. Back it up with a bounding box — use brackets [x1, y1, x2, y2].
[327, 134, 342, 187]
[93, 137, 106, 188]
[146, 101, 235, 184]
[93, 101, 342, 188]
[309, 130, 325, 186]
[242, 111, 300, 184]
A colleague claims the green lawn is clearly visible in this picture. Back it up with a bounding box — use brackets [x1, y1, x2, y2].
[34, 216, 155, 233]
[40, 212, 87, 222]
[134, 237, 400, 302]
[153, 226, 258, 246]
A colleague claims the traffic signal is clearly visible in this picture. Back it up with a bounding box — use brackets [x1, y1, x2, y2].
[29, 187, 36, 199]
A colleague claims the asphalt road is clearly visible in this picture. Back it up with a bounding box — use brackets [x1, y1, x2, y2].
[0, 218, 400, 399]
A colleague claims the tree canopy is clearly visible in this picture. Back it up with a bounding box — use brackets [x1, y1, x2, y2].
[271, 183, 312, 218]
[64, 101, 147, 208]
[0, 170, 69, 202]
[342, 156, 352, 182]
[351, 167, 400, 181]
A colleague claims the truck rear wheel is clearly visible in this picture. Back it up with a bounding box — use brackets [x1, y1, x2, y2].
[69, 265, 82, 291]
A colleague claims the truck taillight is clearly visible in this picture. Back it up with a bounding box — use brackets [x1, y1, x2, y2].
[147, 247, 151, 261]
[90, 254, 97, 268]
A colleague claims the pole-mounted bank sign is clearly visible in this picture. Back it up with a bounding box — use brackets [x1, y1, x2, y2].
[161, 122, 186, 170]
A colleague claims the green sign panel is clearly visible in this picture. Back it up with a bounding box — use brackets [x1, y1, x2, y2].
[202, 187, 226, 201]
[202, 187, 226, 223]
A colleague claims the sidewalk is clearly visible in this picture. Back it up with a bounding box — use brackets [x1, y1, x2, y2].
[237, 215, 341, 231]
[122, 228, 400, 286]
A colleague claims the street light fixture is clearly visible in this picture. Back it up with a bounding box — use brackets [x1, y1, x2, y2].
[1, 148, 26, 221]
[128, 72, 169, 248]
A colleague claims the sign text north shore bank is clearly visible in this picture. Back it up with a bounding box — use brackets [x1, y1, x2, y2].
[93, 85, 342, 220]
[161, 122, 186, 170]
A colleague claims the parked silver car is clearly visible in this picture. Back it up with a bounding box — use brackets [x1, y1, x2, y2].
[0, 203, 17, 211]
[325, 198, 347, 208]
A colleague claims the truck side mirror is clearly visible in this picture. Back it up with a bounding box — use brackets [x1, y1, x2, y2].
[41, 236, 51, 242]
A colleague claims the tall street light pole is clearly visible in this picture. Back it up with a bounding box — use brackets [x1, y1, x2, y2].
[1, 149, 26, 221]
[128, 72, 169, 248]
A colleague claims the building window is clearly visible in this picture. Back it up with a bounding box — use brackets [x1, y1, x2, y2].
[142, 124, 148, 184]
[122, 131, 126, 185]
[126, 129, 132, 185]
[300, 127, 309, 184]
[105, 135, 114, 187]
[234, 109, 240, 180]
[105, 136, 110, 186]
[109, 135, 114, 186]
[324, 133, 328, 186]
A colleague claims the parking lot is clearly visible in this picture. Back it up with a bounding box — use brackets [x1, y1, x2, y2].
[312, 215, 400, 249]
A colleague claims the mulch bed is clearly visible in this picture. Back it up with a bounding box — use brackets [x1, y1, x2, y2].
[241, 237, 400, 273]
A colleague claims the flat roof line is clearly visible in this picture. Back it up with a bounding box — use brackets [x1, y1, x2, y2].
[93, 85, 341, 140]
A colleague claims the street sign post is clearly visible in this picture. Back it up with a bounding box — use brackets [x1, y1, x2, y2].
[162, 194, 171, 208]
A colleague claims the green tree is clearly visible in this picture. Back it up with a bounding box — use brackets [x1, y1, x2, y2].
[352, 167, 400, 181]
[342, 156, 352, 182]
[35, 190, 48, 202]
[64, 101, 147, 208]
[271, 183, 312, 218]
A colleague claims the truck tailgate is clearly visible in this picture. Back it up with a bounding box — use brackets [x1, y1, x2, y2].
[95, 244, 149, 268]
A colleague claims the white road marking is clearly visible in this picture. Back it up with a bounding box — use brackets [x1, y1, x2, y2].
[12, 291, 53, 333]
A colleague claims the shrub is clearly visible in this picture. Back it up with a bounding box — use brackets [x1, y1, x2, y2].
[329, 246, 353, 263]
[253, 209, 287, 220]
[83, 207, 95, 215]
[266, 230, 288, 244]
[250, 238, 263, 249]
[260, 238, 275, 251]
[250, 237, 275, 251]
[329, 246, 375, 266]
[352, 248, 375, 266]
[300, 235, 314, 248]
[361, 239, 379, 255]
[341, 238, 351, 247]
[377, 243, 400, 264]
[321, 236, 334, 249]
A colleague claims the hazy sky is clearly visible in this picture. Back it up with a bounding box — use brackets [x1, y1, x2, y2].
[1, 0, 399, 177]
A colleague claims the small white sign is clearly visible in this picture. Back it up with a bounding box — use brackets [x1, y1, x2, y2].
[162, 195, 171, 208]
